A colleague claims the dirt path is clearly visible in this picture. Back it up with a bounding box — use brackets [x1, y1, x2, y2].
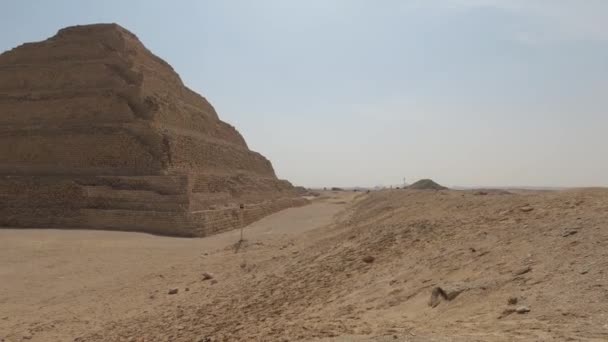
[0, 193, 355, 342]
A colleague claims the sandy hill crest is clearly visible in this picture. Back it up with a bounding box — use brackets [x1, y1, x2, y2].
[0, 23, 306, 237]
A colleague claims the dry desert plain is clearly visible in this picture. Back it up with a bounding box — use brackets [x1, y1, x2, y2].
[2, 189, 608, 341]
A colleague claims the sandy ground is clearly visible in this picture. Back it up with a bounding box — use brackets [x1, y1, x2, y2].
[0, 194, 353, 342]
[2, 189, 608, 341]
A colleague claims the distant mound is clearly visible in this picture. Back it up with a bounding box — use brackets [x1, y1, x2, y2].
[407, 179, 447, 190]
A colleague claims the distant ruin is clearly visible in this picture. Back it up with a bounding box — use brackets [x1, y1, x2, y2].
[407, 179, 448, 190]
[0, 23, 307, 236]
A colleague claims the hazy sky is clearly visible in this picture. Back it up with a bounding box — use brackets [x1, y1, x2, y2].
[1, 1, 607, 188]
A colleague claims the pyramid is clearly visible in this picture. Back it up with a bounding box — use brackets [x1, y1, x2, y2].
[0, 23, 307, 237]
[407, 179, 447, 190]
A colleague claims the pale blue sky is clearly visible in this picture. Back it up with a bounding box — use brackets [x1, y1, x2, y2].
[1, 1, 607, 188]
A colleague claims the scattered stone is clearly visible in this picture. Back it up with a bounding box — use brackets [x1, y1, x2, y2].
[429, 285, 468, 307]
[362, 256, 375, 263]
[514, 266, 532, 276]
[516, 306, 530, 314]
[499, 308, 516, 319]
[562, 230, 578, 237]
[507, 297, 518, 305]
[469, 247, 476, 253]
[185, 287, 190, 292]
[202, 272, 214, 280]
[168, 288, 179, 295]
[520, 206, 534, 213]
[210, 280, 218, 285]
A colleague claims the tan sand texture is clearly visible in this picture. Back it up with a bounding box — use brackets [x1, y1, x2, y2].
[2, 189, 607, 341]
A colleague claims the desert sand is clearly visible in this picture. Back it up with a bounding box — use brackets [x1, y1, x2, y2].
[0, 194, 350, 342]
[2, 189, 607, 341]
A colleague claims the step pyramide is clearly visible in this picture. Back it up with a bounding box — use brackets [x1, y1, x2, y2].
[0, 23, 307, 237]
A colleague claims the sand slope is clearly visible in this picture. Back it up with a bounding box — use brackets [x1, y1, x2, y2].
[2, 189, 607, 341]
